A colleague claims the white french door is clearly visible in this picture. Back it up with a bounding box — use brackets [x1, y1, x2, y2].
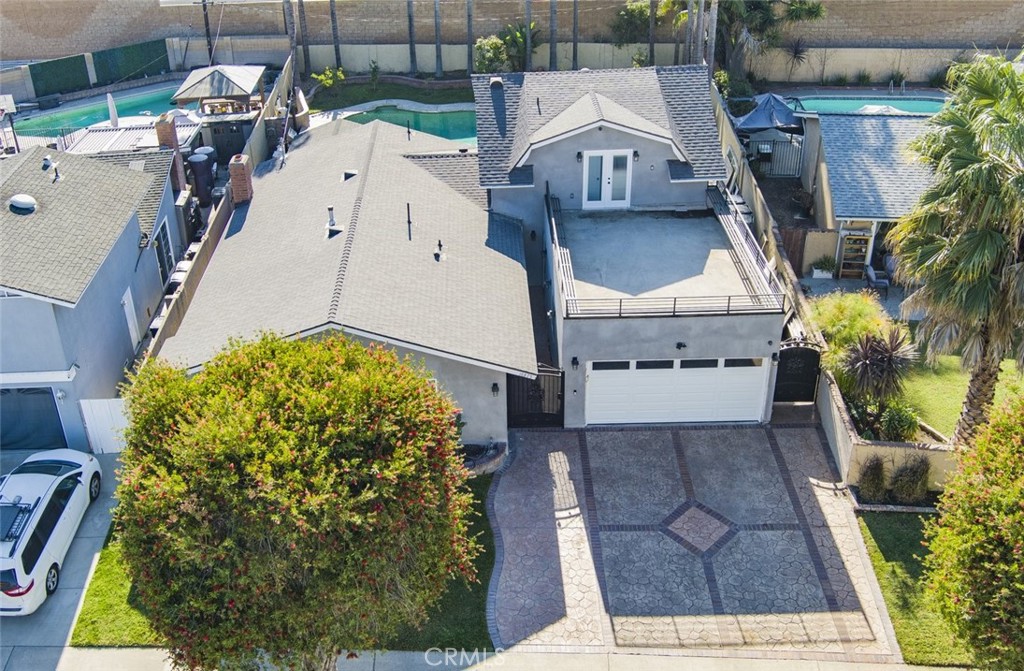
[583, 150, 632, 209]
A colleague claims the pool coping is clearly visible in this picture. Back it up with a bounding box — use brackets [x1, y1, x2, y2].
[308, 99, 476, 129]
[772, 86, 948, 100]
[13, 81, 188, 124]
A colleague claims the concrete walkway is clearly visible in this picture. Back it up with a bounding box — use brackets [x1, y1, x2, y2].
[51, 647, 964, 671]
[488, 425, 900, 664]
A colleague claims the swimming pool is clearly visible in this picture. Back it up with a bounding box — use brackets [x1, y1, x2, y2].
[793, 97, 945, 114]
[14, 87, 191, 137]
[348, 106, 477, 144]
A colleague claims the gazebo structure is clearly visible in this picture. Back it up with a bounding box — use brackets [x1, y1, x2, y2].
[172, 65, 267, 163]
[172, 65, 266, 115]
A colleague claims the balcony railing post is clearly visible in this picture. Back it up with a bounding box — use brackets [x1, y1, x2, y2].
[727, 295, 732, 314]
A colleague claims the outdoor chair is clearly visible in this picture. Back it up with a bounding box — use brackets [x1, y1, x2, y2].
[865, 266, 890, 299]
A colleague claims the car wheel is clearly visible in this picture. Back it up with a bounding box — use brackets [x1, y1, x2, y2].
[45, 564, 59, 595]
[89, 473, 102, 502]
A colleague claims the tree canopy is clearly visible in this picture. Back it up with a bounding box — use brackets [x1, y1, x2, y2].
[116, 334, 478, 671]
[887, 54, 1024, 447]
[925, 392, 1024, 669]
[715, 0, 826, 75]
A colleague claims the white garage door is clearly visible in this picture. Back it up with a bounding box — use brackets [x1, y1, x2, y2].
[585, 358, 770, 424]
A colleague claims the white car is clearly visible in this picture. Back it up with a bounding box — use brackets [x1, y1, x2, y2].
[0, 449, 103, 616]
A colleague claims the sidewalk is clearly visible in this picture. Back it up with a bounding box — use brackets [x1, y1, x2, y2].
[53, 648, 967, 671]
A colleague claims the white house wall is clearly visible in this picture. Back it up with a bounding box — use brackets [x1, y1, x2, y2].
[560, 312, 785, 427]
[0, 297, 66, 372]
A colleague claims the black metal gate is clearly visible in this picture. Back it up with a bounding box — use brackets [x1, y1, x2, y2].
[507, 363, 564, 428]
[754, 138, 803, 177]
[773, 341, 821, 402]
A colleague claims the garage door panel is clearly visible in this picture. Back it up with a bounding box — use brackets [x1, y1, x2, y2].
[585, 361, 768, 425]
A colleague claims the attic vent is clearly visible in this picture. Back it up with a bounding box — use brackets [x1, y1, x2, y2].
[343, 170, 358, 181]
[489, 76, 503, 88]
[580, 67, 592, 73]
[8, 193, 37, 214]
[128, 160, 146, 172]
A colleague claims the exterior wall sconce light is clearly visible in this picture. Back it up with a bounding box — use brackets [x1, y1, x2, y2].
[491, 383, 500, 396]
[55, 390, 67, 401]
[771, 352, 780, 365]
[676, 342, 686, 349]
[633, 150, 640, 162]
[576, 151, 583, 163]
[571, 356, 579, 370]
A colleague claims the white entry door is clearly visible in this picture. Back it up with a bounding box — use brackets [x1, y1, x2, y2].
[121, 287, 140, 347]
[583, 150, 632, 209]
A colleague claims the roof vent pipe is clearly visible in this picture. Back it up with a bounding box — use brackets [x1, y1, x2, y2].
[489, 76, 503, 87]
[326, 206, 343, 236]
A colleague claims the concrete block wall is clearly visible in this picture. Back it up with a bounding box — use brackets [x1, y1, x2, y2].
[6, 0, 1017, 63]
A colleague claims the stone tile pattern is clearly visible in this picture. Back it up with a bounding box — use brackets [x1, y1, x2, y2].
[488, 425, 898, 663]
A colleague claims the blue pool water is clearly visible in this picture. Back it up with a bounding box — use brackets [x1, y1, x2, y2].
[348, 106, 477, 144]
[15, 87, 191, 137]
[793, 97, 945, 114]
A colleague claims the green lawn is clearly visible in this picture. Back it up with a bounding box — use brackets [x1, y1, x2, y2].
[308, 82, 474, 113]
[71, 536, 163, 647]
[388, 474, 495, 650]
[71, 475, 495, 650]
[903, 356, 1021, 437]
[858, 512, 973, 667]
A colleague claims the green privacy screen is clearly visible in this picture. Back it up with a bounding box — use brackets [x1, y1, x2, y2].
[29, 55, 90, 97]
[92, 40, 171, 86]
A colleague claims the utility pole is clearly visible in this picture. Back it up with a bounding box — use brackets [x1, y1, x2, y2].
[202, 0, 214, 63]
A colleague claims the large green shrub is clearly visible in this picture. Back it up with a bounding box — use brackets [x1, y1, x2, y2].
[925, 394, 1024, 669]
[473, 35, 508, 73]
[858, 454, 888, 503]
[810, 290, 892, 368]
[880, 401, 920, 442]
[890, 455, 930, 504]
[610, 0, 659, 48]
[117, 334, 478, 671]
[499, 21, 542, 72]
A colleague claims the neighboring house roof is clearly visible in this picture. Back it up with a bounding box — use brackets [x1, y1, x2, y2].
[65, 119, 200, 154]
[0, 147, 154, 304]
[473, 66, 727, 187]
[159, 120, 537, 377]
[819, 113, 933, 220]
[172, 65, 265, 101]
[88, 150, 173, 236]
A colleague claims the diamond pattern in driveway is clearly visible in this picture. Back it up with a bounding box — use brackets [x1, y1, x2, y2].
[486, 425, 900, 663]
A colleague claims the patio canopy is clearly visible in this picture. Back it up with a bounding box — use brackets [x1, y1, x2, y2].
[172, 65, 265, 103]
[733, 93, 804, 136]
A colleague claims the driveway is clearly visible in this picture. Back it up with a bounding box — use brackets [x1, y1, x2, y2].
[488, 425, 900, 663]
[0, 452, 120, 671]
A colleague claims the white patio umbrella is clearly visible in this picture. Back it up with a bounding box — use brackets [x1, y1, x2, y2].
[107, 93, 118, 128]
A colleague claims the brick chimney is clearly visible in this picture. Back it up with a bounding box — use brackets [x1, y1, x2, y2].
[155, 113, 187, 193]
[229, 153, 253, 203]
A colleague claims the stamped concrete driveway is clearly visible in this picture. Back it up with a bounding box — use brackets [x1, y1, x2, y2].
[487, 424, 900, 664]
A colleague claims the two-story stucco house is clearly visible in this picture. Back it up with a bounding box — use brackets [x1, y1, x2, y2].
[0, 146, 180, 452]
[475, 66, 789, 426]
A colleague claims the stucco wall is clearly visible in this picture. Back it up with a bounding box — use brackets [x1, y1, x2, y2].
[560, 312, 784, 427]
[0, 297, 66, 372]
[346, 334, 509, 445]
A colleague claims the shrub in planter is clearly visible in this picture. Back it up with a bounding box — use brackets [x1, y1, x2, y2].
[854, 69, 872, 85]
[858, 454, 888, 503]
[890, 454, 930, 505]
[810, 291, 891, 368]
[880, 401, 919, 442]
[810, 254, 837, 278]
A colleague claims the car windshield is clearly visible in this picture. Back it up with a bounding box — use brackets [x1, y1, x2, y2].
[10, 460, 80, 477]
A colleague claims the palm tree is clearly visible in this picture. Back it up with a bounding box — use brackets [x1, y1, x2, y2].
[296, 0, 311, 77]
[572, 0, 579, 69]
[717, 0, 825, 77]
[887, 54, 1024, 448]
[524, 0, 533, 72]
[550, 0, 558, 71]
[649, 0, 658, 65]
[407, 0, 418, 75]
[329, 0, 341, 69]
[434, 0, 443, 77]
[467, 0, 474, 74]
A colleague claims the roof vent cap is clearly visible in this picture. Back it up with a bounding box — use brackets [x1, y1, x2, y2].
[9, 193, 37, 214]
[489, 76, 503, 88]
[580, 67, 592, 73]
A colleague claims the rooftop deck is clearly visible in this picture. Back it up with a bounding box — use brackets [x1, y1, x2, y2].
[550, 199, 785, 317]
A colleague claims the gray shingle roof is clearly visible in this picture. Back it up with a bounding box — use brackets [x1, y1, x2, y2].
[88, 150, 173, 235]
[819, 114, 933, 220]
[0, 147, 154, 304]
[473, 66, 727, 187]
[159, 120, 536, 376]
